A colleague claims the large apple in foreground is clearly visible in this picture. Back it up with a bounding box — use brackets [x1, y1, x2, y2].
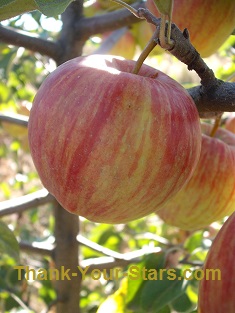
[28, 54, 201, 224]
[198, 210, 235, 313]
[146, 0, 235, 57]
[157, 123, 235, 230]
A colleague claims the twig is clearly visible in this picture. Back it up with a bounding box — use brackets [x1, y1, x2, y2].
[81, 246, 162, 272]
[0, 112, 28, 127]
[135, 232, 172, 246]
[19, 240, 54, 256]
[135, 8, 217, 86]
[0, 189, 55, 217]
[3, 288, 33, 312]
[77, 234, 125, 259]
[179, 259, 203, 267]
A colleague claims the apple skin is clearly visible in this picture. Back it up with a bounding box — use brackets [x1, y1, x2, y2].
[157, 123, 235, 230]
[146, 0, 235, 57]
[198, 210, 235, 313]
[28, 54, 201, 224]
[225, 115, 235, 134]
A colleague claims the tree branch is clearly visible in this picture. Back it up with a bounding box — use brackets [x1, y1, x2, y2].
[53, 202, 80, 313]
[0, 25, 61, 62]
[129, 7, 235, 116]
[0, 189, 55, 217]
[0, 112, 28, 127]
[19, 240, 54, 256]
[76, 1, 143, 39]
[77, 234, 126, 259]
[188, 82, 235, 114]
[18, 238, 203, 271]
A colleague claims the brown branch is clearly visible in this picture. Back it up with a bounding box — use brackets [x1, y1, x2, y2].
[57, 0, 86, 64]
[136, 8, 217, 86]
[0, 25, 61, 62]
[76, 1, 143, 39]
[0, 189, 55, 217]
[129, 7, 235, 116]
[188, 82, 235, 114]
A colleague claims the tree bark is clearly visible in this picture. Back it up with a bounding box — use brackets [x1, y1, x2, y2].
[53, 203, 80, 313]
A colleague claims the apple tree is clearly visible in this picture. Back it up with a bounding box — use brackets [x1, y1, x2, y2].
[0, 0, 235, 312]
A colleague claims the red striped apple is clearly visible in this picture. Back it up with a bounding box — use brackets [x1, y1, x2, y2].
[198, 210, 235, 313]
[28, 54, 201, 224]
[157, 123, 235, 230]
[146, 0, 235, 57]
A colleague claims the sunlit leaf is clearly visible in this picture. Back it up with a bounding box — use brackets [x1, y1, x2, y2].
[97, 278, 128, 313]
[152, 0, 173, 16]
[184, 231, 203, 253]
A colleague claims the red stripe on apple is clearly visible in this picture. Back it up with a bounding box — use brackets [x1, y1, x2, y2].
[28, 54, 201, 224]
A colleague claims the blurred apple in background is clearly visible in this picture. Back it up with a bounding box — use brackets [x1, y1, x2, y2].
[131, 21, 164, 56]
[225, 114, 235, 134]
[198, 210, 235, 312]
[28, 54, 201, 224]
[156, 123, 235, 230]
[95, 27, 136, 59]
[146, 0, 235, 57]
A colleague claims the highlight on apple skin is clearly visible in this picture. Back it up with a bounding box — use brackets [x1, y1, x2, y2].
[156, 123, 235, 230]
[198, 210, 235, 313]
[28, 54, 201, 224]
[146, 0, 235, 57]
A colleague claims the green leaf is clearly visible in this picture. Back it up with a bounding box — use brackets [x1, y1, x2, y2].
[140, 269, 187, 311]
[126, 252, 166, 305]
[0, 0, 73, 21]
[171, 293, 194, 312]
[152, 0, 173, 16]
[0, 221, 19, 261]
[0, 0, 15, 7]
[156, 306, 171, 313]
[0, 0, 37, 21]
[184, 231, 203, 253]
[34, 0, 74, 16]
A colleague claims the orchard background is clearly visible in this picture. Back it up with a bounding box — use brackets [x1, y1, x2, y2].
[0, 0, 235, 312]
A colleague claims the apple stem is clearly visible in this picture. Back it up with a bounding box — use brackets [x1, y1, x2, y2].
[210, 114, 222, 137]
[132, 29, 159, 74]
[109, 0, 141, 18]
[159, 14, 166, 47]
